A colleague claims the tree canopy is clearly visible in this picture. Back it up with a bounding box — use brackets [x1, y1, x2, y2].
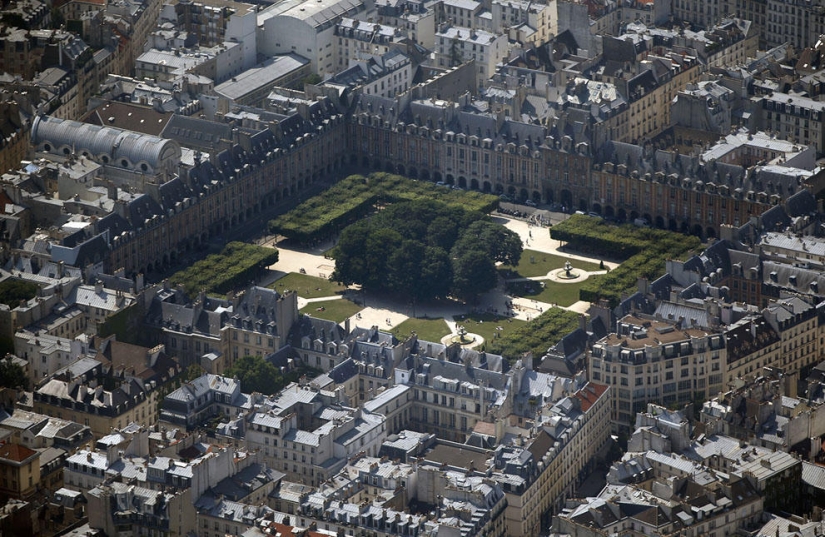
[332, 200, 521, 301]
[224, 355, 320, 395]
[551, 215, 701, 306]
[169, 242, 278, 298]
[0, 356, 28, 390]
[0, 279, 39, 308]
[225, 355, 285, 395]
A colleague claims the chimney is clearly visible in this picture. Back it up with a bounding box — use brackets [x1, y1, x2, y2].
[95, 280, 104, 294]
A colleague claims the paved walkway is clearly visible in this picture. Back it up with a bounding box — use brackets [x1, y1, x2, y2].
[264, 216, 612, 333]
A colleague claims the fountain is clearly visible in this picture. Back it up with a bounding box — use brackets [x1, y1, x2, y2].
[554, 260, 580, 280]
[451, 325, 475, 345]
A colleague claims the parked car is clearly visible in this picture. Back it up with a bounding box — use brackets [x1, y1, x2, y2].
[588, 211, 602, 219]
[525, 199, 537, 207]
[499, 194, 513, 202]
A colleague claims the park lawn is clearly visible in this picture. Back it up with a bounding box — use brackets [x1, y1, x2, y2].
[453, 312, 526, 347]
[271, 273, 348, 299]
[300, 299, 363, 323]
[391, 317, 451, 342]
[499, 249, 603, 278]
[506, 278, 586, 307]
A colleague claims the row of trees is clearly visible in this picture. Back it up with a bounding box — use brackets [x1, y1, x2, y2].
[486, 308, 581, 361]
[170, 242, 279, 298]
[551, 215, 701, 305]
[269, 173, 499, 244]
[332, 200, 522, 301]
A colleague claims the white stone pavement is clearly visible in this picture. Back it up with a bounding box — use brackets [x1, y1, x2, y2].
[264, 216, 613, 331]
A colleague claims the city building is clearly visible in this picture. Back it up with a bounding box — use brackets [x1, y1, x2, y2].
[435, 25, 509, 79]
[590, 314, 726, 431]
[0, 443, 40, 500]
[257, 0, 371, 75]
[33, 357, 161, 438]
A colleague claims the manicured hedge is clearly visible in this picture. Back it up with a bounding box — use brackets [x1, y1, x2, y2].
[270, 173, 499, 243]
[551, 215, 701, 306]
[170, 242, 279, 298]
[486, 307, 581, 361]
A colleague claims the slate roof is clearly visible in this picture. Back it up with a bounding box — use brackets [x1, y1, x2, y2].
[83, 101, 172, 136]
[160, 114, 232, 152]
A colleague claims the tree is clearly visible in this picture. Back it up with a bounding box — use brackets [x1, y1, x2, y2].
[427, 217, 459, 250]
[0, 280, 39, 308]
[303, 73, 323, 86]
[452, 221, 522, 266]
[0, 356, 27, 390]
[449, 36, 463, 67]
[224, 355, 283, 395]
[419, 246, 452, 299]
[451, 249, 497, 301]
[332, 199, 506, 301]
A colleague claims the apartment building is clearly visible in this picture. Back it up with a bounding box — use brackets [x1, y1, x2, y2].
[349, 93, 592, 207]
[0, 409, 92, 451]
[435, 25, 509, 78]
[375, 0, 436, 47]
[24, 94, 347, 277]
[33, 358, 160, 438]
[158, 0, 257, 68]
[87, 482, 196, 536]
[557, 474, 763, 537]
[590, 135, 817, 239]
[671, 80, 736, 134]
[495, 383, 611, 536]
[160, 374, 250, 430]
[239, 384, 387, 486]
[752, 92, 825, 155]
[590, 314, 726, 431]
[148, 285, 298, 369]
[0, 444, 40, 500]
[491, 0, 558, 46]
[334, 18, 405, 70]
[325, 49, 413, 98]
[725, 314, 783, 385]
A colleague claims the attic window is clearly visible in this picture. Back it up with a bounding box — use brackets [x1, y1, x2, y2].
[121, 159, 129, 167]
[43, 144, 51, 152]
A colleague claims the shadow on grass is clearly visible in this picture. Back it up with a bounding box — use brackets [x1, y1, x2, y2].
[270, 272, 348, 299]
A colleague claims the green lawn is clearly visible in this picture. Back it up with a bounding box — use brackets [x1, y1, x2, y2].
[499, 249, 603, 278]
[271, 272, 347, 299]
[300, 299, 363, 322]
[506, 278, 587, 307]
[452, 313, 527, 347]
[390, 317, 451, 343]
